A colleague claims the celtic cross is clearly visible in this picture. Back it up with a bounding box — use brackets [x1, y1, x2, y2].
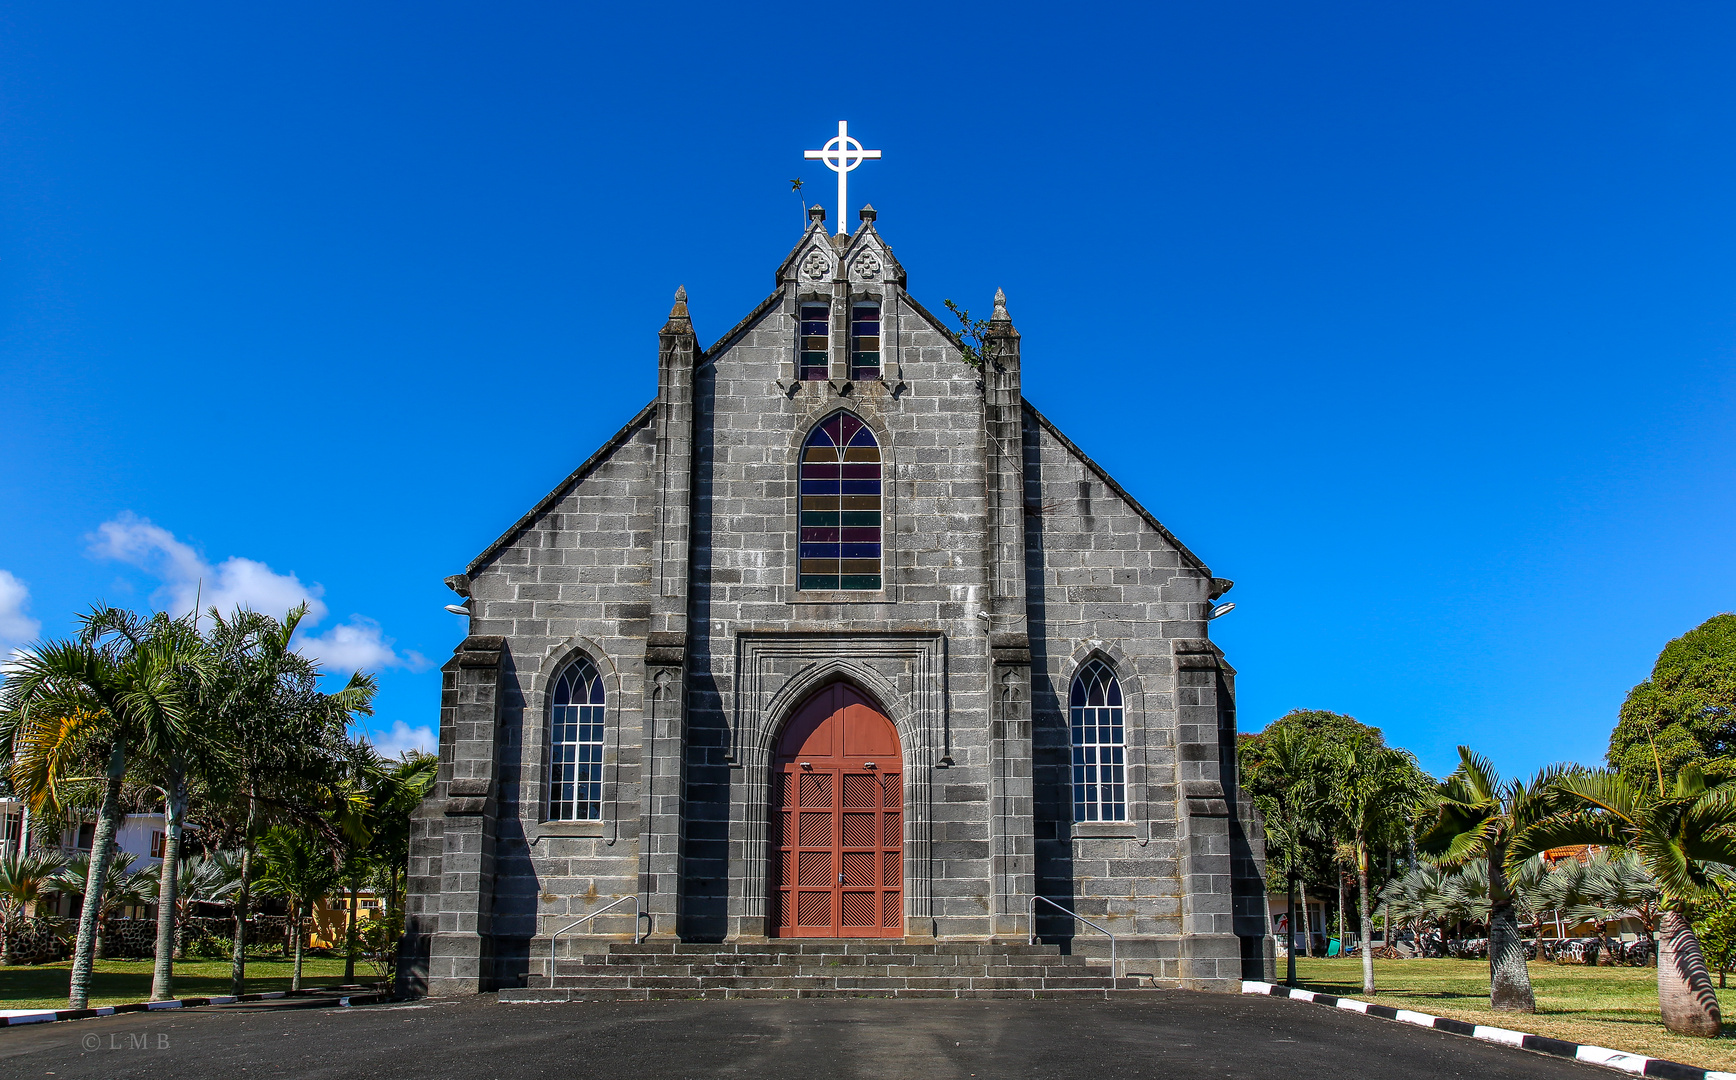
[804, 121, 880, 236]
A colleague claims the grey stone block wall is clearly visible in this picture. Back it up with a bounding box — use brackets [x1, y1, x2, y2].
[400, 212, 1266, 995]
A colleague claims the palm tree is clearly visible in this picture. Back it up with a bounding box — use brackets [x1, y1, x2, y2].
[1514, 765, 1736, 1036]
[1592, 852, 1662, 957]
[1323, 728, 1429, 993]
[1239, 725, 1317, 985]
[78, 606, 227, 1001]
[0, 618, 196, 1009]
[1419, 746, 1569, 1012]
[175, 850, 243, 924]
[255, 825, 343, 990]
[202, 605, 375, 997]
[0, 851, 67, 964]
[48, 852, 160, 960]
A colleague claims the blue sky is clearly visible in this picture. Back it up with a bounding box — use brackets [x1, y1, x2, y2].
[2, 3, 1732, 776]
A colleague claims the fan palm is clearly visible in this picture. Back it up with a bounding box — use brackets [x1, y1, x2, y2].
[1537, 856, 1616, 963]
[0, 851, 67, 964]
[0, 617, 198, 1009]
[1418, 746, 1570, 1012]
[1513, 765, 1736, 1036]
[48, 852, 160, 960]
[175, 850, 243, 922]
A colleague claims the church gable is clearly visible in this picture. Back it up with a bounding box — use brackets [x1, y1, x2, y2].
[462, 404, 658, 580]
[1022, 400, 1228, 639]
[1022, 402, 1216, 582]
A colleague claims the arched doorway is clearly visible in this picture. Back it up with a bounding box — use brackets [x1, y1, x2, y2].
[771, 682, 902, 938]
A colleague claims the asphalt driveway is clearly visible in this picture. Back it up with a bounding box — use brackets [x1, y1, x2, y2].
[0, 992, 1602, 1079]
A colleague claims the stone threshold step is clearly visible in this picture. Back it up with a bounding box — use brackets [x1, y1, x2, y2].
[602, 943, 1066, 956]
[502, 987, 1176, 1002]
[546, 961, 1106, 978]
[565, 958, 1083, 972]
[538, 975, 1148, 991]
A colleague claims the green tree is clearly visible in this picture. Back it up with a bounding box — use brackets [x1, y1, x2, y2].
[1419, 747, 1570, 1013]
[202, 604, 374, 997]
[1239, 725, 1317, 985]
[338, 747, 436, 982]
[1323, 728, 1432, 993]
[1609, 614, 1736, 793]
[1693, 895, 1736, 988]
[0, 616, 197, 1009]
[255, 825, 343, 990]
[1515, 765, 1736, 1036]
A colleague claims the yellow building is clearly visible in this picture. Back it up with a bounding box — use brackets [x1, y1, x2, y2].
[308, 891, 381, 950]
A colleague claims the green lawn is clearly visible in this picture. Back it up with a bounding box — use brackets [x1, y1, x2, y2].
[1282, 956, 1736, 1072]
[0, 956, 373, 1010]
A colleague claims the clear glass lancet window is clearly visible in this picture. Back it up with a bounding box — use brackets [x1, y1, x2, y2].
[850, 301, 880, 380]
[1070, 659, 1126, 822]
[799, 303, 830, 381]
[548, 657, 606, 821]
[799, 411, 882, 591]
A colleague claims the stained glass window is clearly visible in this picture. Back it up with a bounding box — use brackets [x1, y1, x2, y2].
[1070, 659, 1126, 822]
[850, 302, 880, 380]
[799, 412, 882, 591]
[799, 303, 830, 381]
[548, 656, 606, 821]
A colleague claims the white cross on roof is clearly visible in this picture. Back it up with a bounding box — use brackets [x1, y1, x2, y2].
[804, 121, 880, 236]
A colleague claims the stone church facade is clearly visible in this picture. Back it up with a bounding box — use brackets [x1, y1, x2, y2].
[399, 206, 1271, 996]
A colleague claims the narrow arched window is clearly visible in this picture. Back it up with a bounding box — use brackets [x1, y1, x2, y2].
[799, 303, 830, 381]
[799, 412, 882, 591]
[850, 301, 880, 380]
[1069, 659, 1126, 822]
[548, 657, 605, 821]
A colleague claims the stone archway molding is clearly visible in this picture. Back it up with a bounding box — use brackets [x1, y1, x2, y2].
[727, 632, 947, 940]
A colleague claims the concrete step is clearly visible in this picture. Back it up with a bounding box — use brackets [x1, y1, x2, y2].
[500, 983, 1176, 1003]
[601, 941, 1066, 957]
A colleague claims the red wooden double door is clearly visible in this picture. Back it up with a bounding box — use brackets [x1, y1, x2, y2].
[772, 683, 903, 937]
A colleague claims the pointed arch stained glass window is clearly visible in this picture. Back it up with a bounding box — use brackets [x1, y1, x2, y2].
[799, 412, 882, 591]
[799, 303, 830, 381]
[1069, 659, 1126, 822]
[548, 656, 606, 821]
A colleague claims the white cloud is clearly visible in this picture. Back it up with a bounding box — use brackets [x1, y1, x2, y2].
[364, 719, 436, 760]
[88, 512, 327, 623]
[0, 570, 41, 653]
[87, 512, 426, 675]
[296, 617, 432, 675]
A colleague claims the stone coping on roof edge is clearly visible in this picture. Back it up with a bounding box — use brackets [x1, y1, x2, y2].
[1242, 980, 1732, 1080]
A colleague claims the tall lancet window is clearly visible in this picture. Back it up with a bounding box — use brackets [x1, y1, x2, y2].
[1069, 659, 1126, 822]
[548, 657, 606, 821]
[850, 301, 880, 380]
[799, 303, 830, 381]
[799, 412, 882, 591]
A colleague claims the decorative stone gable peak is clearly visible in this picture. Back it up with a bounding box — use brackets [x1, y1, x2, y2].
[777, 208, 904, 289]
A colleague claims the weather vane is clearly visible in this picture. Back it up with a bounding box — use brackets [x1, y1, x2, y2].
[804, 121, 880, 235]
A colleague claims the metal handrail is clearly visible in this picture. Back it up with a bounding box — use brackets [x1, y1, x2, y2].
[1029, 895, 1118, 979]
[547, 896, 647, 977]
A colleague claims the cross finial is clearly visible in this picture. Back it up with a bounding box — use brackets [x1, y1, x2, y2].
[804, 121, 881, 237]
